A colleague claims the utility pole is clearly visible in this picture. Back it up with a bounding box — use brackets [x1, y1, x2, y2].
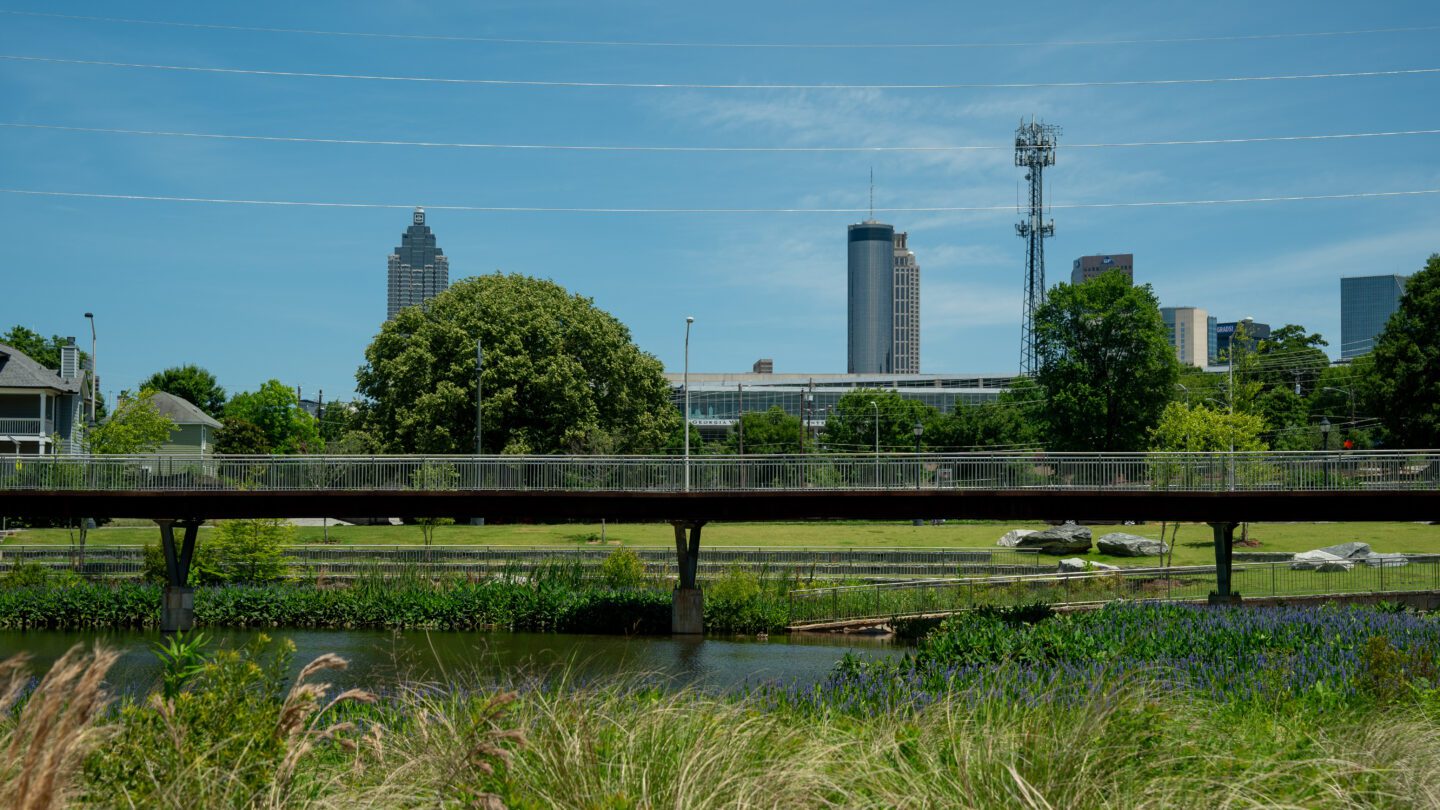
[736, 382, 744, 456]
[475, 340, 483, 455]
[1015, 118, 1060, 376]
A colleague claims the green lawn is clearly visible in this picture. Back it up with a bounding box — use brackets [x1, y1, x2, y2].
[6, 520, 1438, 568]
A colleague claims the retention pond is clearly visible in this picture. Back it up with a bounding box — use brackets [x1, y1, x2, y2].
[0, 629, 902, 694]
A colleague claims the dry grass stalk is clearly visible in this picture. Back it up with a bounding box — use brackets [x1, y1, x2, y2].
[271, 653, 377, 793]
[0, 645, 117, 810]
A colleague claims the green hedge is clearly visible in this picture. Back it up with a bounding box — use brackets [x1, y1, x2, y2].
[0, 581, 787, 634]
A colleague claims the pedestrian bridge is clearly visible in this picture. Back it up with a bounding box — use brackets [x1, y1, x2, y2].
[0, 451, 1435, 523]
[4, 451, 1435, 633]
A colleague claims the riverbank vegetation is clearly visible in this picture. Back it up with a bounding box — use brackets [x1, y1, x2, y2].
[6, 602, 1440, 808]
[0, 566, 793, 635]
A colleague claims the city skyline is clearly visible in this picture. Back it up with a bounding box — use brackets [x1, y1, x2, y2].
[2, 1, 1438, 400]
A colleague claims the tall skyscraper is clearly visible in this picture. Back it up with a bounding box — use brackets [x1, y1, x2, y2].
[1161, 306, 1210, 368]
[848, 220, 896, 373]
[892, 232, 921, 374]
[1071, 254, 1133, 286]
[386, 207, 450, 320]
[1341, 274, 1409, 358]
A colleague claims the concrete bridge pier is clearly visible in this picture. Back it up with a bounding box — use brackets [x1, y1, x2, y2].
[1208, 521, 1241, 605]
[155, 518, 202, 633]
[671, 520, 706, 634]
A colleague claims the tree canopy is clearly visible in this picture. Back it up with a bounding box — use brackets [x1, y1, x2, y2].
[357, 273, 678, 454]
[1149, 402, 1267, 452]
[820, 389, 937, 453]
[726, 406, 803, 454]
[1032, 272, 1179, 451]
[224, 380, 321, 454]
[87, 391, 174, 453]
[1370, 253, 1440, 447]
[139, 364, 227, 418]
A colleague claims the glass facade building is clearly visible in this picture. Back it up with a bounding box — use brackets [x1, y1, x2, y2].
[1341, 274, 1408, 359]
[848, 222, 895, 373]
[386, 208, 451, 320]
[667, 372, 1015, 440]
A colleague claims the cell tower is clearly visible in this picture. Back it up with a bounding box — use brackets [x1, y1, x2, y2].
[1014, 118, 1060, 375]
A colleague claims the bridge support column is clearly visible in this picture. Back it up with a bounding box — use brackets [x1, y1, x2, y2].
[156, 519, 201, 633]
[671, 520, 706, 635]
[1208, 521, 1241, 605]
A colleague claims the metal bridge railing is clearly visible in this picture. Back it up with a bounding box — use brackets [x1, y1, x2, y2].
[0, 451, 1436, 493]
[0, 545, 1045, 581]
[787, 556, 1440, 625]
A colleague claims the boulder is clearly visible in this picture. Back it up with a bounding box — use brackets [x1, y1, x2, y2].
[1290, 550, 1344, 571]
[997, 529, 1037, 548]
[1363, 552, 1410, 568]
[1316, 541, 1372, 560]
[1016, 524, 1093, 555]
[1096, 532, 1169, 557]
[1316, 560, 1355, 573]
[1058, 557, 1119, 573]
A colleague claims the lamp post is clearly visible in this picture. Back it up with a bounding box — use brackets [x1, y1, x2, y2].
[683, 316, 693, 492]
[1175, 382, 1189, 404]
[1320, 417, 1332, 488]
[483, 338, 489, 455]
[869, 400, 880, 483]
[83, 312, 96, 424]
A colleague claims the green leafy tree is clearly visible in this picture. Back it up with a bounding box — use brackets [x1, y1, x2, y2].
[358, 273, 679, 454]
[139, 364, 227, 417]
[1369, 253, 1440, 447]
[1032, 272, 1180, 450]
[926, 381, 1043, 451]
[214, 417, 271, 454]
[1149, 402, 1268, 452]
[725, 406, 803, 454]
[192, 519, 291, 584]
[86, 391, 175, 453]
[224, 380, 321, 454]
[1309, 357, 1373, 447]
[820, 389, 940, 452]
[600, 547, 647, 589]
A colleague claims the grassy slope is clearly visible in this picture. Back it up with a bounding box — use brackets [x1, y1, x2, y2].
[7, 521, 1439, 567]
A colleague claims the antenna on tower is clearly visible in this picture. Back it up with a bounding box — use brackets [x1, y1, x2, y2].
[1014, 118, 1061, 376]
[868, 167, 874, 220]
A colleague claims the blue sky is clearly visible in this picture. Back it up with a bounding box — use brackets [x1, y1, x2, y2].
[2, 1, 1438, 403]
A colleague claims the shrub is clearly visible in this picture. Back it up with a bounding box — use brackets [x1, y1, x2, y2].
[599, 547, 646, 590]
[3, 561, 50, 588]
[192, 519, 290, 585]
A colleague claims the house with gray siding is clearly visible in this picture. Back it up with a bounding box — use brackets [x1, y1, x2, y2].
[0, 340, 88, 454]
[146, 391, 222, 454]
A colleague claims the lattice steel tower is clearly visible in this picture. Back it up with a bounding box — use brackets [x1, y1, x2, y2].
[1014, 119, 1059, 375]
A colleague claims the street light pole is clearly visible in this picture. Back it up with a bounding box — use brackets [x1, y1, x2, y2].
[483, 337, 489, 455]
[869, 400, 880, 482]
[684, 316, 693, 492]
[1320, 417, 1332, 488]
[83, 312, 96, 424]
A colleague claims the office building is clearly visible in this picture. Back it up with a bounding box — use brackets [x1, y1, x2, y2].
[1071, 254, 1133, 286]
[751, 358, 774, 374]
[1341, 274, 1409, 358]
[386, 207, 450, 320]
[1207, 315, 1219, 366]
[1161, 307, 1210, 368]
[1215, 318, 1271, 361]
[847, 221, 896, 373]
[893, 232, 921, 374]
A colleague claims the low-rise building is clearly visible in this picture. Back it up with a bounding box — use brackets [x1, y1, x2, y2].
[146, 392, 223, 454]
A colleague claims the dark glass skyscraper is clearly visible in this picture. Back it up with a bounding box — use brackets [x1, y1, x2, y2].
[1341, 274, 1409, 358]
[386, 207, 450, 320]
[848, 221, 895, 373]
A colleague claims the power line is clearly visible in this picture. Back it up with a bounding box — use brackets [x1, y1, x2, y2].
[4, 10, 1436, 50]
[4, 187, 1438, 213]
[8, 122, 1439, 153]
[4, 54, 1440, 90]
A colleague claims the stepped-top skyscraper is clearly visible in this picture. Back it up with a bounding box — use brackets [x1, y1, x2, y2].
[386, 207, 450, 320]
[893, 232, 920, 374]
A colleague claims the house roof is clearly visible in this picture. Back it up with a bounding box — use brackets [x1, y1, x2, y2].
[147, 391, 223, 429]
[0, 342, 82, 393]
